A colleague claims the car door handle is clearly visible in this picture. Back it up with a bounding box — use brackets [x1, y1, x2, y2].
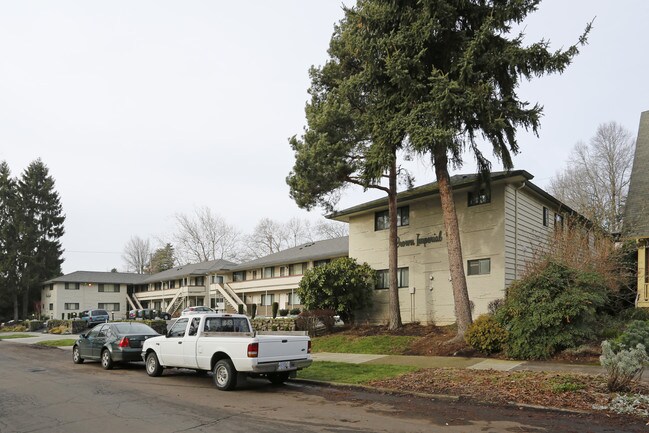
[178, 341, 182, 344]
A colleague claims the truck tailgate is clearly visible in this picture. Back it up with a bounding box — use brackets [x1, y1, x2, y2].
[257, 335, 309, 361]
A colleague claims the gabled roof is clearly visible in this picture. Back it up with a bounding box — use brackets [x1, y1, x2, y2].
[143, 259, 237, 283]
[229, 236, 349, 271]
[624, 110, 649, 239]
[44, 271, 148, 285]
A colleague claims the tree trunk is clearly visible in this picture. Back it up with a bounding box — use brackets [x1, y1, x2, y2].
[387, 158, 402, 330]
[22, 287, 29, 319]
[12, 292, 18, 321]
[432, 152, 472, 340]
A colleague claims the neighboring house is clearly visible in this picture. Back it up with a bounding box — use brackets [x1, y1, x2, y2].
[329, 170, 579, 325]
[624, 110, 649, 307]
[41, 271, 147, 320]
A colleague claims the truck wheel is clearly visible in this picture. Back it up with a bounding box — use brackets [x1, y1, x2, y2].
[146, 352, 163, 377]
[268, 372, 289, 386]
[101, 349, 114, 370]
[72, 346, 84, 364]
[213, 359, 237, 391]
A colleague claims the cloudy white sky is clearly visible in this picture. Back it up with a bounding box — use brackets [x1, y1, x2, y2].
[1, 1, 647, 274]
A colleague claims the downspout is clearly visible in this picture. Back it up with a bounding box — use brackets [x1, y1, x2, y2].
[514, 182, 527, 280]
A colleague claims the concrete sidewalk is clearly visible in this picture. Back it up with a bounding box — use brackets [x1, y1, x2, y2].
[312, 352, 610, 378]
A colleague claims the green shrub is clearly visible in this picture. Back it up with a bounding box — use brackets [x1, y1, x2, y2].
[496, 260, 608, 360]
[614, 320, 649, 354]
[251, 303, 257, 319]
[600, 341, 649, 392]
[237, 304, 244, 314]
[27, 320, 44, 332]
[143, 320, 167, 335]
[465, 314, 507, 354]
[272, 302, 279, 319]
[279, 309, 289, 317]
[620, 308, 649, 322]
[289, 308, 301, 315]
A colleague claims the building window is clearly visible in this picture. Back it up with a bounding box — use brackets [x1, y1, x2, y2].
[49, 303, 53, 310]
[232, 271, 246, 282]
[289, 263, 306, 275]
[279, 266, 289, 277]
[375, 206, 410, 231]
[252, 270, 258, 280]
[467, 258, 491, 276]
[98, 303, 120, 312]
[288, 292, 301, 305]
[313, 259, 331, 268]
[554, 213, 564, 231]
[169, 280, 175, 288]
[375, 268, 409, 289]
[49, 284, 53, 291]
[543, 207, 549, 226]
[65, 282, 79, 290]
[64, 303, 79, 310]
[468, 189, 491, 206]
[98, 284, 120, 293]
[261, 294, 275, 306]
[263, 267, 275, 278]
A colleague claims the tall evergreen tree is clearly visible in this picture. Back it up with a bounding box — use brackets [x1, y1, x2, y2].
[0, 161, 20, 319]
[289, 0, 589, 339]
[149, 243, 176, 274]
[16, 159, 65, 319]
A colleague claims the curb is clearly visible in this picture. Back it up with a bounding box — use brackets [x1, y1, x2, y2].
[291, 378, 590, 416]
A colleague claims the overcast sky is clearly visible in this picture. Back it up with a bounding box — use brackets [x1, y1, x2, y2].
[1, 1, 647, 274]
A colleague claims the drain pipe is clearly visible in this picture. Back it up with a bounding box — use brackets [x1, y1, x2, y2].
[514, 182, 527, 279]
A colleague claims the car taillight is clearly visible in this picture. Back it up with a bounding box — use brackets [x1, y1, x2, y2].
[118, 337, 130, 348]
[247, 342, 258, 358]
[308, 340, 312, 354]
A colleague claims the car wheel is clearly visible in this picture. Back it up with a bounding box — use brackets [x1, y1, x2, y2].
[72, 346, 84, 364]
[213, 359, 237, 391]
[101, 349, 114, 370]
[268, 372, 289, 386]
[145, 352, 163, 377]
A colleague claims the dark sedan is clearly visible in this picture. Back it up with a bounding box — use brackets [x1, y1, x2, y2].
[72, 322, 160, 370]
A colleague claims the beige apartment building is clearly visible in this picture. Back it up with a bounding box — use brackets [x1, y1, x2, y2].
[42, 238, 349, 319]
[43, 170, 577, 325]
[329, 170, 572, 325]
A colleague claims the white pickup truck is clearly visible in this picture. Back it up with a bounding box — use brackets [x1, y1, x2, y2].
[141, 313, 312, 390]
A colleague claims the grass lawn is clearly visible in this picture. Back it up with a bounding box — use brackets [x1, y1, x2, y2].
[36, 339, 76, 347]
[0, 333, 36, 340]
[312, 335, 420, 355]
[297, 361, 418, 384]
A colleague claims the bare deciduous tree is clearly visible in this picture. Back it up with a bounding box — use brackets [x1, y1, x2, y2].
[172, 207, 240, 264]
[315, 220, 349, 239]
[123, 236, 152, 274]
[550, 122, 634, 232]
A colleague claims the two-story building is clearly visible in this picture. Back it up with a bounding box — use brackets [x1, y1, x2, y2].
[329, 170, 576, 325]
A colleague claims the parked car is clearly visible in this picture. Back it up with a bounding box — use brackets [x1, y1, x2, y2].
[128, 309, 171, 321]
[181, 306, 215, 315]
[72, 322, 160, 369]
[79, 309, 110, 327]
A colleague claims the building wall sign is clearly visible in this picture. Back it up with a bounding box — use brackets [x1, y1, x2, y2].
[397, 232, 443, 248]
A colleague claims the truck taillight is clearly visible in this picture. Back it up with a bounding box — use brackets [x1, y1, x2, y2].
[118, 337, 130, 348]
[308, 340, 311, 354]
[247, 342, 258, 358]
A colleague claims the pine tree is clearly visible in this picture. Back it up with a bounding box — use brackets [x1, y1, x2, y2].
[16, 159, 65, 318]
[0, 161, 20, 320]
[149, 243, 176, 274]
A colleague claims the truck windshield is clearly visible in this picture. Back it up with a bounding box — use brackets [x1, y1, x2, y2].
[203, 317, 250, 333]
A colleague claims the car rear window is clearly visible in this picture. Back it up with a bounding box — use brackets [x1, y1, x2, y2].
[93, 310, 109, 316]
[114, 323, 157, 334]
[204, 317, 250, 333]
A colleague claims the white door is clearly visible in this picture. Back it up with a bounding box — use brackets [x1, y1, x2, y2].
[181, 317, 201, 369]
[158, 317, 189, 366]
